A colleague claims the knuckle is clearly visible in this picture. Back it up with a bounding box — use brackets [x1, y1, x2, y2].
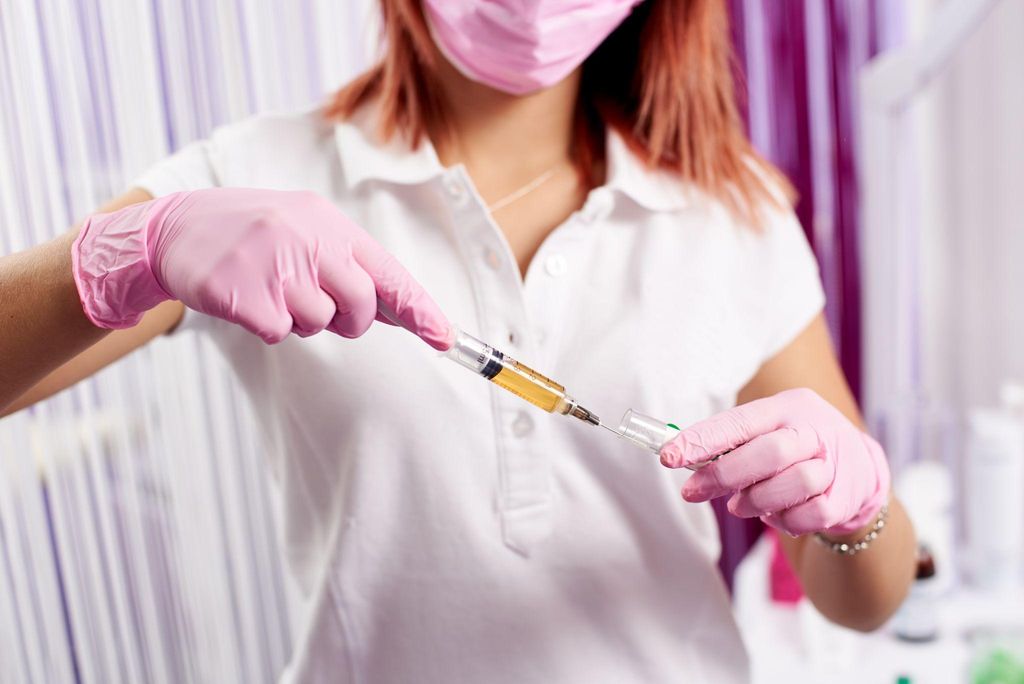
[786, 521, 813, 537]
[261, 331, 287, 345]
[263, 318, 292, 345]
[707, 464, 730, 492]
[302, 191, 336, 214]
[807, 496, 830, 520]
[316, 309, 336, 331]
[802, 387, 824, 405]
[351, 315, 374, 337]
[784, 387, 818, 404]
[195, 277, 222, 302]
[726, 494, 744, 515]
[755, 432, 790, 468]
[765, 434, 790, 463]
[796, 466, 820, 495]
[332, 308, 374, 338]
[373, 251, 401, 281]
[712, 411, 750, 446]
[295, 317, 329, 338]
[776, 509, 805, 535]
[249, 208, 287, 236]
[728, 406, 753, 431]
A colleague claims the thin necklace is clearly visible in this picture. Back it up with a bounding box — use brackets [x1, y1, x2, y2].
[486, 167, 558, 213]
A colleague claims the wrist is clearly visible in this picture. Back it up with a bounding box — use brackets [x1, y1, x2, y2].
[817, 518, 876, 545]
[72, 200, 173, 329]
[814, 503, 890, 555]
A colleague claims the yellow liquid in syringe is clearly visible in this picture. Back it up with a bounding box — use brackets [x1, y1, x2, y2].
[445, 328, 600, 425]
[489, 359, 565, 412]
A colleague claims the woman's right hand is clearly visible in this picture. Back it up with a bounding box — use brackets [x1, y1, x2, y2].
[72, 188, 451, 348]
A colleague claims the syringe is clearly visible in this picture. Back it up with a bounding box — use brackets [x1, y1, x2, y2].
[445, 328, 601, 426]
[444, 328, 719, 471]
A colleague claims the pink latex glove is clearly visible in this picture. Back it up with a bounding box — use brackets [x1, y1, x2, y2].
[659, 388, 890, 537]
[72, 188, 451, 348]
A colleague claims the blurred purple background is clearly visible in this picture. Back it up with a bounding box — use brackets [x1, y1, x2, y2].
[716, 0, 904, 589]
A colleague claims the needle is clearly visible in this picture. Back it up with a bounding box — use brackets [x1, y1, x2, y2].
[597, 421, 653, 451]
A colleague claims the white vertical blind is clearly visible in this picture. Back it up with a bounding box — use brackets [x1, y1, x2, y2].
[0, 2, 375, 681]
[860, 0, 1022, 463]
[915, 0, 1024, 412]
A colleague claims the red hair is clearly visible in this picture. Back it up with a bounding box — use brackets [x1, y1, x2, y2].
[325, 0, 791, 226]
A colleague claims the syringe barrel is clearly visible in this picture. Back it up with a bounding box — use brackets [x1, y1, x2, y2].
[445, 329, 503, 378]
[445, 328, 577, 415]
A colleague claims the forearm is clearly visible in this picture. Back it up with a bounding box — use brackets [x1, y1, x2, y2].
[778, 495, 917, 632]
[0, 230, 108, 412]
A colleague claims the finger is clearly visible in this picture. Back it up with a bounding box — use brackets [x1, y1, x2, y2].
[231, 286, 293, 345]
[660, 395, 797, 468]
[283, 283, 337, 338]
[726, 458, 834, 518]
[318, 256, 377, 339]
[352, 234, 451, 350]
[374, 308, 399, 327]
[773, 495, 843, 536]
[679, 426, 820, 501]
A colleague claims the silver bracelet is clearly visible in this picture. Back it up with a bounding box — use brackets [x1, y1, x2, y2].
[813, 504, 889, 556]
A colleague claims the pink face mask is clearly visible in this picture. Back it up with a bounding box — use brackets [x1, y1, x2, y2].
[423, 0, 644, 95]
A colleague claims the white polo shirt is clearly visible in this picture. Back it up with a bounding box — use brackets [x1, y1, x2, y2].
[134, 103, 824, 684]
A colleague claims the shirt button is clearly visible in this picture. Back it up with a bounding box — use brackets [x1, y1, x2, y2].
[511, 412, 534, 437]
[483, 246, 502, 270]
[444, 175, 467, 205]
[544, 254, 568, 277]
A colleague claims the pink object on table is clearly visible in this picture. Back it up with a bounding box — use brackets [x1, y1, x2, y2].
[768, 529, 804, 604]
[72, 188, 451, 349]
[660, 387, 890, 537]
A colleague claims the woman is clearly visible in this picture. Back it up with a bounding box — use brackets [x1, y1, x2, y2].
[1, 0, 915, 681]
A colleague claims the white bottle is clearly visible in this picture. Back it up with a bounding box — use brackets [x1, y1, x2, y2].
[999, 382, 1024, 419]
[965, 404, 1024, 589]
[892, 547, 939, 642]
[896, 460, 954, 591]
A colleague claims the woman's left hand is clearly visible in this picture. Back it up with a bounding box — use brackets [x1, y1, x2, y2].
[659, 388, 890, 537]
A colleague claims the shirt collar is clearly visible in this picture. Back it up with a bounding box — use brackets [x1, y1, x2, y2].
[334, 103, 446, 189]
[604, 129, 691, 213]
[335, 103, 690, 213]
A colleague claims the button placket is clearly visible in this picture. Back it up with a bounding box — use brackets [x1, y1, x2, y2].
[510, 411, 534, 437]
[544, 253, 568, 277]
[482, 245, 502, 271]
[441, 169, 554, 554]
[443, 171, 469, 207]
[523, 230, 578, 363]
[496, 223, 594, 552]
[581, 187, 614, 225]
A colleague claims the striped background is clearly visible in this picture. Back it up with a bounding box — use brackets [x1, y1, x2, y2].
[0, 2, 904, 681]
